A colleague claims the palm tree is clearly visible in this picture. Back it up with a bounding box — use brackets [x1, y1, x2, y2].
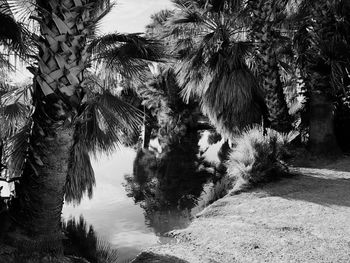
[4, 1, 115, 253]
[292, 0, 350, 154]
[246, 0, 293, 132]
[165, 0, 268, 138]
[0, 0, 164, 255]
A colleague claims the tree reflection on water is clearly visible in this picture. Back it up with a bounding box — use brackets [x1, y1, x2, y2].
[62, 216, 119, 263]
[124, 130, 216, 235]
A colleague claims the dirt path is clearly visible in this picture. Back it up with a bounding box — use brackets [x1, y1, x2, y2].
[133, 157, 350, 263]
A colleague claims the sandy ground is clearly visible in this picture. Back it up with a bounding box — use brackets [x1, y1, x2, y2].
[132, 157, 350, 263]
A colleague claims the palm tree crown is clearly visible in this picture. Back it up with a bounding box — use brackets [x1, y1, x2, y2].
[164, 0, 267, 137]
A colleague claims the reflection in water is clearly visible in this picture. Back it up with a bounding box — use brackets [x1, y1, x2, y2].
[62, 132, 227, 261]
[62, 148, 156, 262]
[63, 216, 119, 263]
[124, 130, 217, 235]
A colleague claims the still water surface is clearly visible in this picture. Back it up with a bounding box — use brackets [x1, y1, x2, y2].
[62, 148, 151, 260]
[62, 134, 224, 261]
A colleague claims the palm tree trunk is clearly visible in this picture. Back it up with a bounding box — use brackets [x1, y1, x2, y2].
[299, 1, 341, 155]
[142, 106, 151, 149]
[248, 0, 292, 133]
[309, 91, 340, 155]
[260, 49, 292, 132]
[8, 0, 93, 253]
[9, 108, 73, 254]
[0, 139, 5, 173]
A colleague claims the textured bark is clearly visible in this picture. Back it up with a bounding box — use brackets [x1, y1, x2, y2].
[260, 49, 292, 132]
[10, 108, 73, 253]
[8, 0, 94, 253]
[248, 0, 292, 133]
[33, 0, 91, 106]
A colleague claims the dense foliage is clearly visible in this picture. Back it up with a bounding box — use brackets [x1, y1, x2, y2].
[0, 0, 350, 260]
[226, 125, 296, 190]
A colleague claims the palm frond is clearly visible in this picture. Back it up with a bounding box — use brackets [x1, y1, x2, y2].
[65, 139, 95, 205]
[1, 101, 28, 125]
[0, 2, 35, 62]
[88, 1, 115, 37]
[5, 0, 37, 23]
[95, 239, 119, 263]
[0, 82, 32, 138]
[64, 88, 144, 203]
[76, 91, 143, 155]
[1, 83, 32, 104]
[6, 120, 32, 179]
[90, 0, 112, 16]
[62, 216, 120, 263]
[98, 91, 144, 130]
[170, 8, 205, 25]
[146, 9, 174, 37]
[202, 67, 264, 137]
[89, 33, 165, 80]
[0, 55, 14, 70]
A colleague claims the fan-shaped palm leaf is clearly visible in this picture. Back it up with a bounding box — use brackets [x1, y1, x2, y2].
[65, 139, 95, 205]
[0, 1, 34, 65]
[202, 68, 263, 135]
[89, 33, 165, 81]
[166, 2, 264, 137]
[65, 89, 143, 204]
[1, 102, 28, 135]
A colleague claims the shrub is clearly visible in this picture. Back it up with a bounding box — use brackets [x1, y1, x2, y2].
[226, 125, 297, 191]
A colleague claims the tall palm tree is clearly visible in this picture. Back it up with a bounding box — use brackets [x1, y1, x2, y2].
[1, 0, 163, 255]
[165, 0, 268, 138]
[292, 0, 350, 154]
[246, 0, 292, 132]
[5, 1, 114, 253]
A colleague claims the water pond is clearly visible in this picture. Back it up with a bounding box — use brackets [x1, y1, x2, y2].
[62, 133, 228, 262]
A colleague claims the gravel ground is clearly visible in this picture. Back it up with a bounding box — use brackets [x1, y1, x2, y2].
[133, 157, 350, 263]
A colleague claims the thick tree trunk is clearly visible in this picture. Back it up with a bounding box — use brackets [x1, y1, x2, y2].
[7, 0, 94, 254]
[309, 91, 340, 155]
[9, 108, 73, 253]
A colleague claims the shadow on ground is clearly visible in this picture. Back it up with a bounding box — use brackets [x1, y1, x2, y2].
[132, 252, 190, 263]
[290, 153, 350, 173]
[262, 169, 350, 208]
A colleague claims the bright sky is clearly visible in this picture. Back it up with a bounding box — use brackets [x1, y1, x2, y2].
[100, 0, 174, 34]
